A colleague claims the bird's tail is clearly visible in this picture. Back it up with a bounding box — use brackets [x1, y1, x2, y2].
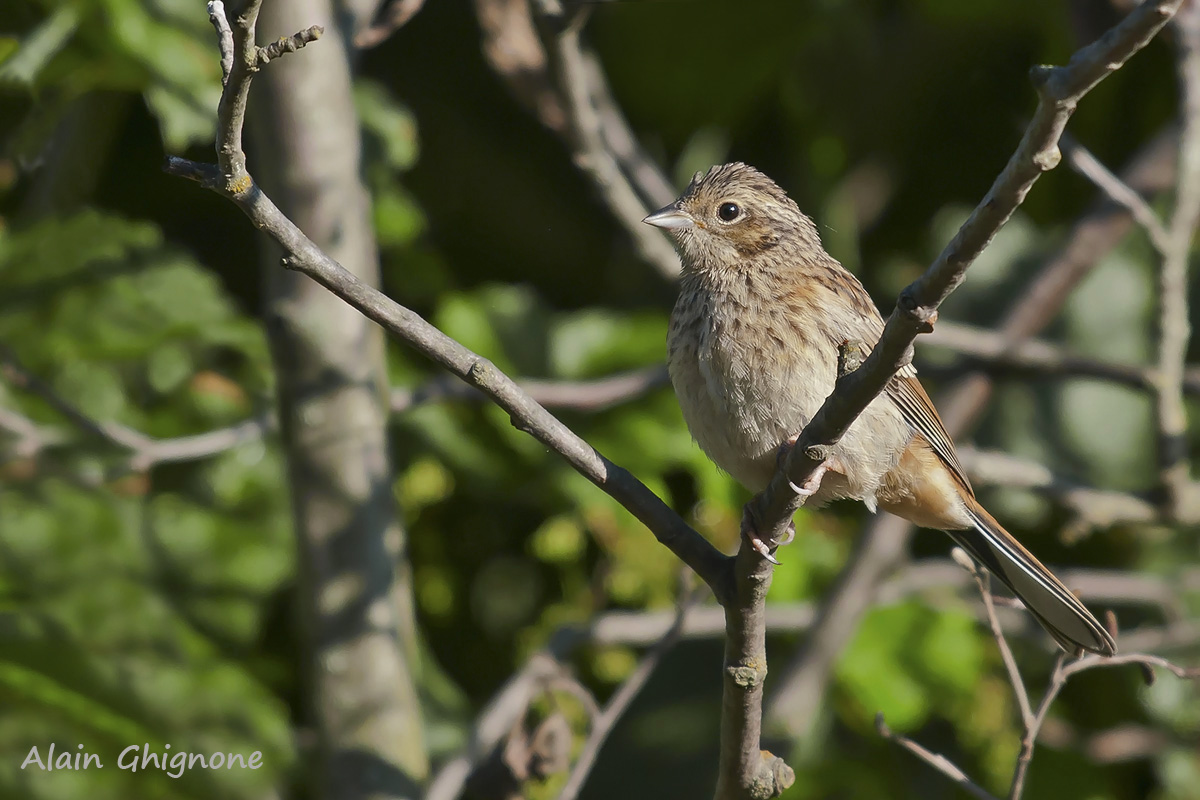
[948, 498, 1116, 655]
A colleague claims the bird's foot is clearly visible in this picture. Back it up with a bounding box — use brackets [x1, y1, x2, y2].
[740, 506, 794, 565]
[775, 434, 832, 503]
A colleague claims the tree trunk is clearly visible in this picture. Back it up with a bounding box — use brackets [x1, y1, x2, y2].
[248, 1, 427, 796]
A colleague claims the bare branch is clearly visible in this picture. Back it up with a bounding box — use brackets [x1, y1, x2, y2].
[583, 562, 1198, 645]
[390, 365, 668, 414]
[881, 562, 1198, 800]
[426, 653, 566, 800]
[764, 514, 912, 739]
[925, 320, 1200, 394]
[474, 0, 567, 131]
[1061, 650, 1200, 680]
[164, 0, 734, 601]
[876, 713, 1001, 800]
[207, 0, 234, 84]
[1, 361, 665, 476]
[533, 1, 681, 279]
[714, 544, 795, 799]
[354, 0, 427, 48]
[256, 25, 323, 66]
[580, 48, 676, 209]
[747, 0, 1183, 558]
[0, 343, 151, 454]
[954, 446, 1200, 529]
[554, 590, 697, 800]
[965, 556, 1035, 729]
[1063, 136, 1172, 251]
[938, 121, 1179, 432]
[1156, 3, 1200, 514]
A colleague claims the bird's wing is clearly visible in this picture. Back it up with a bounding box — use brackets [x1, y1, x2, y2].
[820, 267, 974, 495]
[885, 373, 973, 495]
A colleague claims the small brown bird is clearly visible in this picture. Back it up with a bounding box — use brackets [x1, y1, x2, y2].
[644, 162, 1115, 656]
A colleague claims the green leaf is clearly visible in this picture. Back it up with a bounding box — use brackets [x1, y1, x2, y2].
[0, 3, 80, 87]
[356, 79, 420, 170]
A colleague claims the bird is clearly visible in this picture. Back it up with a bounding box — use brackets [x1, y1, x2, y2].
[643, 161, 1115, 656]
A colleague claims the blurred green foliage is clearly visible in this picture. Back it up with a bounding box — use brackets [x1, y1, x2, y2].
[1, 0, 1198, 799]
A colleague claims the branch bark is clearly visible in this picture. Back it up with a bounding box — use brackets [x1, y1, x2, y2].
[764, 0, 1184, 744]
[166, 0, 733, 608]
[1156, 3, 1200, 514]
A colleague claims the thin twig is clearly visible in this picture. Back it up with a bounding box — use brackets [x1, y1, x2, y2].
[938, 122, 1180, 432]
[1061, 650, 1200, 680]
[1157, 3, 1200, 515]
[531, 0, 681, 280]
[1063, 136, 1172, 251]
[425, 653, 566, 800]
[966, 557, 1035, 729]
[0, 344, 150, 453]
[390, 365, 668, 414]
[554, 590, 697, 800]
[883, 561, 1199, 800]
[581, 562, 1198, 645]
[166, 0, 734, 601]
[876, 713, 1001, 800]
[207, 0, 234, 84]
[955, 446, 1200, 529]
[1, 362, 667, 473]
[1007, 652, 1067, 800]
[925, 320, 1200, 394]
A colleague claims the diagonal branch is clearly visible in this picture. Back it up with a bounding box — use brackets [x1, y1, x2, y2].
[748, 0, 1184, 553]
[876, 713, 1001, 800]
[165, 0, 733, 602]
[533, 0, 681, 279]
[764, 1, 1183, 747]
[554, 586, 698, 800]
[1063, 136, 1172, 251]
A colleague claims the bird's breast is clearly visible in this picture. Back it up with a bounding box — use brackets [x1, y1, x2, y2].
[667, 278, 835, 491]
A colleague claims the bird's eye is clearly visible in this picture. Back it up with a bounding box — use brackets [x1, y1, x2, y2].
[717, 202, 741, 222]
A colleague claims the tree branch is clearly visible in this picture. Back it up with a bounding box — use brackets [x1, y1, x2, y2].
[531, 0, 681, 279]
[924, 320, 1200, 394]
[765, 1, 1183, 745]
[554, 587, 697, 800]
[878, 553, 1198, 800]
[875, 713, 1001, 800]
[748, 0, 1184, 554]
[1063, 135, 1172, 251]
[165, 0, 734, 604]
[1156, 2, 1200, 514]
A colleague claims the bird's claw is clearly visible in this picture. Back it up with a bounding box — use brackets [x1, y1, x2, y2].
[740, 507, 793, 564]
[776, 436, 831, 503]
[787, 460, 828, 500]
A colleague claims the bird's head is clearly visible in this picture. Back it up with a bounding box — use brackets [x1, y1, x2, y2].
[642, 162, 822, 272]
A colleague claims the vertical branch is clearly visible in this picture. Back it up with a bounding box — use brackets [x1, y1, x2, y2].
[1158, 4, 1200, 513]
[1007, 654, 1070, 800]
[715, 549, 793, 800]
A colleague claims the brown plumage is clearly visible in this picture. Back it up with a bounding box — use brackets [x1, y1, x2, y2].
[645, 162, 1115, 656]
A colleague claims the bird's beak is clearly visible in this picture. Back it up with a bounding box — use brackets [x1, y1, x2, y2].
[643, 204, 695, 230]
